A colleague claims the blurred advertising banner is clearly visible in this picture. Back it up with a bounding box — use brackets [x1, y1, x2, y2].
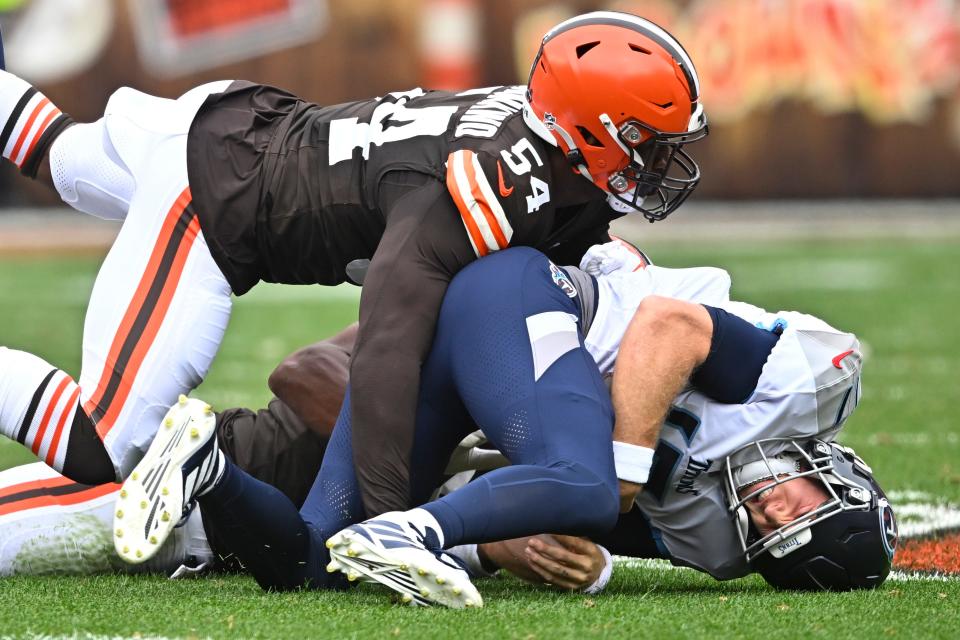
[128, 0, 327, 77]
[0, 0, 114, 84]
[1, 0, 958, 203]
[516, 0, 960, 130]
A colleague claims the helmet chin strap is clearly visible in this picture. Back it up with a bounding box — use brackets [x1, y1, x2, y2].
[734, 453, 803, 492]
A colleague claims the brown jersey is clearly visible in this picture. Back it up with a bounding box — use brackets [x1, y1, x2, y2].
[186, 81, 622, 515]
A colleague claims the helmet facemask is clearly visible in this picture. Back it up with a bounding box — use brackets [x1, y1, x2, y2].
[600, 110, 708, 221]
[725, 439, 880, 562]
[724, 438, 897, 591]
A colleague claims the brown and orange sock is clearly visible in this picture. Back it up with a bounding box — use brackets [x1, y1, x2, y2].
[0, 69, 72, 178]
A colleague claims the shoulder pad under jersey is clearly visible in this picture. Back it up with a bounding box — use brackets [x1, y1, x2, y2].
[445, 135, 554, 257]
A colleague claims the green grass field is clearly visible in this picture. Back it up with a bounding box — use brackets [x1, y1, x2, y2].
[0, 237, 958, 639]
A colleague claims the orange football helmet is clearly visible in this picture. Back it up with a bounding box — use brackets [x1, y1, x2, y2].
[522, 11, 708, 221]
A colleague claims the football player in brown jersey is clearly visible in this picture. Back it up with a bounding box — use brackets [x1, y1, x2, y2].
[0, 13, 707, 523]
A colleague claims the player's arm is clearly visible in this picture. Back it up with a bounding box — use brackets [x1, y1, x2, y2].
[267, 323, 357, 439]
[611, 297, 713, 511]
[350, 177, 477, 516]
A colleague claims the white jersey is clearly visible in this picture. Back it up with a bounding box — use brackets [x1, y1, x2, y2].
[583, 265, 863, 579]
[585, 265, 732, 377]
[0, 463, 212, 576]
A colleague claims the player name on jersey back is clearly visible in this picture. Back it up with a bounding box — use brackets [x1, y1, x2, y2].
[454, 86, 526, 139]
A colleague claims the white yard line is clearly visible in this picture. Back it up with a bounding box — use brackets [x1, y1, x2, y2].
[612, 558, 960, 582]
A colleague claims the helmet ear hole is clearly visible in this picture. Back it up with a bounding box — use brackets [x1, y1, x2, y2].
[576, 126, 605, 148]
[575, 41, 601, 58]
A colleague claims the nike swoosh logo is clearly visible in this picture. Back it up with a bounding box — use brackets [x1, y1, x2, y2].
[832, 349, 855, 369]
[497, 161, 514, 197]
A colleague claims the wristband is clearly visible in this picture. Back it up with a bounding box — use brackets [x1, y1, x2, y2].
[582, 545, 613, 595]
[612, 441, 655, 484]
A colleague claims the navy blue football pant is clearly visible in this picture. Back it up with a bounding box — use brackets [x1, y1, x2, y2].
[198, 247, 619, 590]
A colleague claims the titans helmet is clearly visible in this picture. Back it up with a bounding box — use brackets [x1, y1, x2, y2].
[724, 438, 898, 591]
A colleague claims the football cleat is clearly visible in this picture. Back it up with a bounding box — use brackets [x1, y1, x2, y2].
[113, 396, 222, 564]
[326, 513, 483, 609]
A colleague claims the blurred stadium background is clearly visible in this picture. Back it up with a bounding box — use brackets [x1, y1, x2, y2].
[2, 0, 960, 251]
[1, 0, 959, 205]
[0, 2, 959, 636]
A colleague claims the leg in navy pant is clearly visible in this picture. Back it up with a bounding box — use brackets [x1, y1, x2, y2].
[415, 247, 620, 546]
[198, 248, 619, 590]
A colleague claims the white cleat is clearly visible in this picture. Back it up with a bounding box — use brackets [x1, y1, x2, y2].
[326, 513, 483, 609]
[113, 396, 222, 565]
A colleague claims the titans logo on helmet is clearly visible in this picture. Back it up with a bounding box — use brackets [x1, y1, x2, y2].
[879, 499, 899, 560]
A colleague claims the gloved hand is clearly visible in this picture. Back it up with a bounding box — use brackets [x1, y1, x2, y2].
[579, 237, 649, 276]
[444, 430, 509, 474]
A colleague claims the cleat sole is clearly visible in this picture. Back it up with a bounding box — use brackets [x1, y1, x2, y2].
[112, 397, 216, 565]
[327, 527, 482, 609]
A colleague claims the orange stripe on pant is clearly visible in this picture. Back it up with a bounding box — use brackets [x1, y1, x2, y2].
[83, 187, 194, 437]
[0, 476, 74, 501]
[0, 483, 118, 517]
[97, 213, 201, 435]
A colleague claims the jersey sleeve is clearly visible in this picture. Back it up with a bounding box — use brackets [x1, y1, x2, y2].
[445, 149, 514, 257]
[445, 146, 552, 257]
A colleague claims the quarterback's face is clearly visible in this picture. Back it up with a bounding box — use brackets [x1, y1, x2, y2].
[740, 476, 830, 536]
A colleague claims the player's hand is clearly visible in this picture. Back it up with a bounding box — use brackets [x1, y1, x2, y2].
[618, 479, 643, 513]
[579, 240, 646, 276]
[524, 535, 605, 591]
[444, 431, 509, 474]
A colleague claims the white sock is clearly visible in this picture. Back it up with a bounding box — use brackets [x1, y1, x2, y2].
[196, 449, 226, 496]
[404, 507, 445, 548]
[0, 70, 66, 170]
[0, 347, 80, 469]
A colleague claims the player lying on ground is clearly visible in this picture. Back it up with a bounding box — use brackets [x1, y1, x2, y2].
[0, 326, 354, 577]
[0, 12, 707, 520]
[120, 244, 897, 607]
[0, 323, 575, 584]
[0, 270, 895, 595]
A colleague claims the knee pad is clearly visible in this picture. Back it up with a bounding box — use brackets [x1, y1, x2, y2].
[49, 119, 134, 221]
